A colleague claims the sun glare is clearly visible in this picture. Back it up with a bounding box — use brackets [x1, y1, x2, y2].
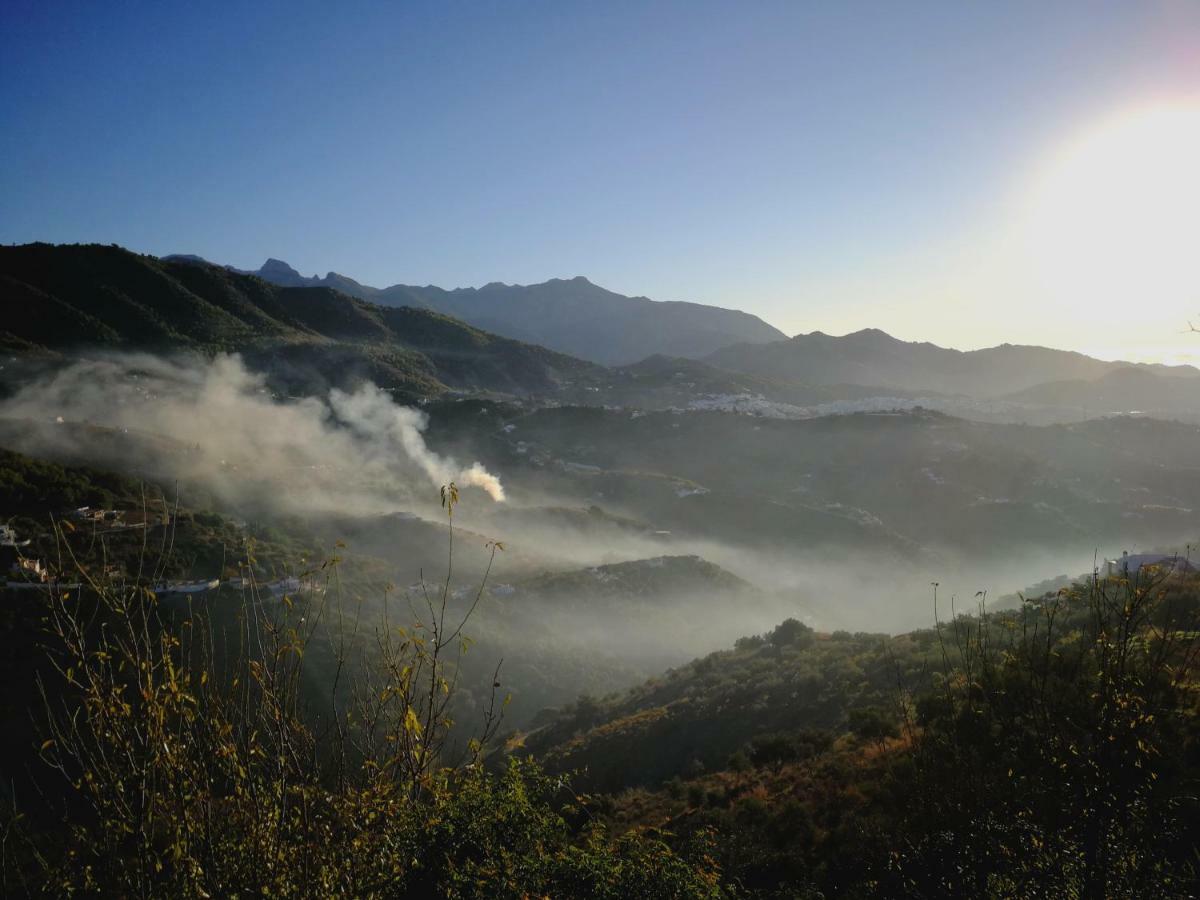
[1019, 101, 1200, 319]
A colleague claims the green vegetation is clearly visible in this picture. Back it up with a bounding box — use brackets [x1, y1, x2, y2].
[1, 488, 728, 898]
[5, 263, 1200, 895]
[0, 446, 145, 515]
[3, 450, 1200, 896]
[0, 446, 318, 580]
[522, 574, 1200, 897]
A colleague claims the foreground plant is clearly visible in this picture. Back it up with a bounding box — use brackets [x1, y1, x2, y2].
[7, 486, 726, 898]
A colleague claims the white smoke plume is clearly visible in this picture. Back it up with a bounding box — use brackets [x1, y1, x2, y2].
[328, 384, 505, 501]
[0, 353, 505, 512]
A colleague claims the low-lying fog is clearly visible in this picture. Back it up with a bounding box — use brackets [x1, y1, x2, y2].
[1, 352, 1194, 725]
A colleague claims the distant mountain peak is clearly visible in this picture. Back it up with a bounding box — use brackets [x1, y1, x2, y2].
[539, 275, 595, 287]
[259, 258, 302, 279]
[840, 327, 898, 342]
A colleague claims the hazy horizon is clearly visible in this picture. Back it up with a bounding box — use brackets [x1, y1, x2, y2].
[91, 244, 1200, 366]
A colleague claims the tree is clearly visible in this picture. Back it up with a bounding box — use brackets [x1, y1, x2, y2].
[883, 571, 1200, 897]
[749, 734, 800, 773]
[768, 618, 815, 649]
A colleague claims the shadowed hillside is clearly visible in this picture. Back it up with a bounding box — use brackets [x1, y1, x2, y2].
[177, 254, 788, 365]
[1, 243, 603, 400]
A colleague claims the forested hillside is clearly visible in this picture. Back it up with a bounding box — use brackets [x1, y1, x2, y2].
[0, 243, 602, 399]
[4, 448, 1196, 895]
[514, 572, 1200, 896]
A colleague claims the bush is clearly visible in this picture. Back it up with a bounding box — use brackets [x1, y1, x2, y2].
[879, 574, 1200, 896]
[847, 706, 898, 742]
[747, 731, 831, 772]
[768, 618, 815, 649]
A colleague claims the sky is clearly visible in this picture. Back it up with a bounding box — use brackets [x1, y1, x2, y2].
[2, 1, 1199, 362]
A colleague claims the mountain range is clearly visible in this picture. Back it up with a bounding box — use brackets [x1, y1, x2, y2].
[166, 254, 788, 365]
[179, 251, 1200, 406]
[705, 327, 1198, 397]
[5, 243, 1200, 423]
[0, 243, 601, 399]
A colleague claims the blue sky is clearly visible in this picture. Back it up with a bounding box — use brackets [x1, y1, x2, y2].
[2, 1, 1198, 358]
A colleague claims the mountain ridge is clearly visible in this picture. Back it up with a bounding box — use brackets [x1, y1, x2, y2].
[706, 326, 1199, 397]
[12, 244, 1200, 423]
[163, 253, 788, 365]
[1, 243, 604, 400]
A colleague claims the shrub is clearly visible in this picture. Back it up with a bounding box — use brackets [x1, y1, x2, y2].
[847, 706, 899, 742]
[11, 488, 731, 898]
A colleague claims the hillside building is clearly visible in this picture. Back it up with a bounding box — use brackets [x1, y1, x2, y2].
[1104, 551, 1196, 578]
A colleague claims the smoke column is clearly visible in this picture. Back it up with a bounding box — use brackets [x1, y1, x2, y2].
[0, 353, 505, 510]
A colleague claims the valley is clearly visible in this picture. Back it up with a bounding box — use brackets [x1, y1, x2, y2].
[1, 242, 1198, 897]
